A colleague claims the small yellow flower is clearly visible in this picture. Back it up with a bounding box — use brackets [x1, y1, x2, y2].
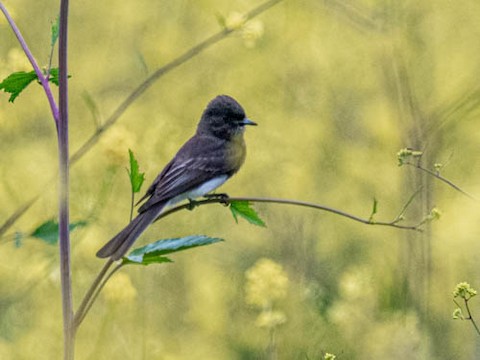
[452, 307, 463, 320]
[428, 207, 442, 221]
[100, 126, 136, 166]
[245, 258, 289, 308]
[241, 20, 264, 48]
[103, 272, 137, 303]
[453, 282, 477, 300]
[255, 310, 287, 328]
[225, 12, 247, 30]
[7, 47, 32, 72]
[324, 353, 336, 360]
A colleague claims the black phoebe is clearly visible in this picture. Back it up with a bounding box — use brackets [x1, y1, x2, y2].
[96, 95, 256, 260]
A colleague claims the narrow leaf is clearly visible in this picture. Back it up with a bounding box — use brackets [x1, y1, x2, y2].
[215, 12, 226, 28]
[14, 232, 24, 248]
[30, 219, 88, 245]
[47, 68, 70, 86]
[51, 16, 60, 47]
[123, 235, 223, 266]
[229, 200, 266, 227]
[128, 149, 145, 193]
[82, 91, 101, 127]
[368, 197, 378, 222]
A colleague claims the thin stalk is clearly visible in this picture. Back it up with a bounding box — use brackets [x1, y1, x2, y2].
[465, 299, 480, 336]
[406, 162, 477, 201]
[155, 196, 423, 231]
[74, 259, 114, 328]
[58, 0, 74, 359]
[75, 263, 123, 328]
[0, 2, 59, 122]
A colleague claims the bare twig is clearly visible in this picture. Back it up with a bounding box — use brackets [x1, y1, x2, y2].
[454, 298, 480, 337]
[392, 187, 423, 224]
[464, 299, 480, 336]
[404, 162, 477, 201]
[156, 196, 424, 231]
[74, 259, 115, 328]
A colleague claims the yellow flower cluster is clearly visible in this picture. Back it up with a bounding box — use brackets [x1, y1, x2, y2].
[225, 12, 264, 48]
[100, 125, 136, 166]
[0, 47, 32, 79]
[245, 258, 289, 308]
[102, 273, 137, 303]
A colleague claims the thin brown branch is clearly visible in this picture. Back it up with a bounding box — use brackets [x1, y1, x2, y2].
[155, 196, 423, 231]
[405, 162, 477, 201]
[74, 260, 120, 329]
[464, 299, 480, 336]
[74, 258, 114, 328]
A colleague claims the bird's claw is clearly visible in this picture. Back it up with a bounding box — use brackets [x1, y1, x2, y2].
[204, 193, 230, 206]
[186, 199, 197, 211]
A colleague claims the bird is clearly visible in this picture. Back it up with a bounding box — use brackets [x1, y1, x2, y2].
[96, 95, 257, 260]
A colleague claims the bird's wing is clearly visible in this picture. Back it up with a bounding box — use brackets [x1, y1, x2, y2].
[137, 137, 233, 213]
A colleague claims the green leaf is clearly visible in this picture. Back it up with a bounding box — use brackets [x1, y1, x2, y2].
[128, 149, 145, 193]
[215, 12, 226, 28]
[0, 71, 37, 102]
[14, 232, 24, 248]
[30, 219, 88, 245]
[123, 235, 223, 266]
[0, 68, 67, 103]
[368, 197, 378, 223]
[51, 16, 60, 47]
[229, 200, 266, 227]
[47, 68, 61, 85]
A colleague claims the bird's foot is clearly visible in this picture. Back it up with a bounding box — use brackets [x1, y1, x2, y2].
[204, 193, 230, 206]
[186, 199, 198, 211]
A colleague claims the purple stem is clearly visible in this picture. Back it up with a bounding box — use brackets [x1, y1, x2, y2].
[0, 2, 59, 124]
[58, 1, 73, 359]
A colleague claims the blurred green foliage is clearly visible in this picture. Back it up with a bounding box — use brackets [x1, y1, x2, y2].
[1, 0, 480, 358]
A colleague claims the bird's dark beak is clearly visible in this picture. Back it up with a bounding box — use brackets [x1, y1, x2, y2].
[242, 118, 257, 126]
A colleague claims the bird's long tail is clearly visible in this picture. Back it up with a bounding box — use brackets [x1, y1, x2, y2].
[96, 203, 166, 260]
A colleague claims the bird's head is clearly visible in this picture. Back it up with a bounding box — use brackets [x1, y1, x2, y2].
[197, 95, 257, 139]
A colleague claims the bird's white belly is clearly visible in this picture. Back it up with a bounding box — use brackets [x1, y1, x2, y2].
[166, 175, 229, 207]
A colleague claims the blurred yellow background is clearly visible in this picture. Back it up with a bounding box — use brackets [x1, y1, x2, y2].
[1, 0, 480, 358]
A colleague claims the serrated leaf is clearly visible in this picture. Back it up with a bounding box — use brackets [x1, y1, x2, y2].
[51, 16, 60, 47]
[229, 200, 266, 227]
[47, 68, 61, 85]
[123, 235, 223, 266]
[128, 149, 145, 193]
[0, 71, 37, 102]
[30, 219, 88, 245]
[122, 255, 173, 266]
[0, 68, 67, 103]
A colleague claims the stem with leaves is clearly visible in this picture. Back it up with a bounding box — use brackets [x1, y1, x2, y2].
[397, 148, 477, 200]
[0, 2, 59, 122]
